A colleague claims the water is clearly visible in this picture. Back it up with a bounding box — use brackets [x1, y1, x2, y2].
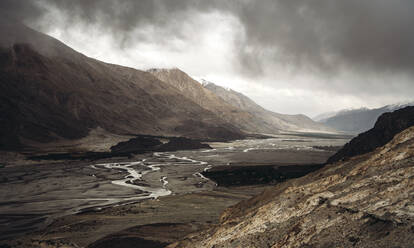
[0, 135, 349, 239]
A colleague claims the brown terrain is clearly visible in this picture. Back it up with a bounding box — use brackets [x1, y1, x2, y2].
[203, 80, 335, 133]
[171, 108, 414, 248]
[0, 141, 340, 248]
[149, 68, 334, 135]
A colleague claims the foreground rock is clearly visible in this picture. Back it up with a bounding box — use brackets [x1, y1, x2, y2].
[171, 126, 414, 247]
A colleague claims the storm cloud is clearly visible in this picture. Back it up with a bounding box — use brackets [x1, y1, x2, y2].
[1, 0, 414, 115]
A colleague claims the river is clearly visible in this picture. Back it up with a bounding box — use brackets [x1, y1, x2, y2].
[0, 134, 349, 240]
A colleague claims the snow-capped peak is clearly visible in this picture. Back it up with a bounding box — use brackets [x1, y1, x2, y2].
[200, 79, 213, 87]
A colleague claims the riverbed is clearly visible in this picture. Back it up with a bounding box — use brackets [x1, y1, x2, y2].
[0, 134, 349, 245]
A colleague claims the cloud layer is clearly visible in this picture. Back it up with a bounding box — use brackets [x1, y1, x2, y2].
[1, 0, 414, 115]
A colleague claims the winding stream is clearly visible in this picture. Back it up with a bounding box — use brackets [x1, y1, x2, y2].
[90, 152, 212, 201]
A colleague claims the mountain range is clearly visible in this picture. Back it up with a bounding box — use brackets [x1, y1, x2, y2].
[0, 18, 333, 151]
[149, 69, 333, 135]
[202, 80, 334, 134]
[314, 102, 414, 134]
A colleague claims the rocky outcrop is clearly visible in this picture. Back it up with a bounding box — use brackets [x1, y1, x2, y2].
[111, 135, 212, 155]
[202, 164, 324, 187]
[328, 106, 414, 163]
[110, 136, 163, 154]
[170, 125, 414, 247]
[157, 137, 212, 152]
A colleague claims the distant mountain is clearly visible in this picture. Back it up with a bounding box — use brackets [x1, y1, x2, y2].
[0, 19, 243, 150]
[327, 106, 414, 163]
[201, 80, 335, 134]
[315, 102, 414, 134]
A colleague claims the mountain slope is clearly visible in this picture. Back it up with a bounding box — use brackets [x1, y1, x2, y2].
[171, 109, 414, 248]
[316, 102, 414, 134]
[149, 70, 334, 135]
[148, 68, 260, 133]
[0, 20, 244, 150]
[202, 80, 335, 133]
[327, 106, 414, 163]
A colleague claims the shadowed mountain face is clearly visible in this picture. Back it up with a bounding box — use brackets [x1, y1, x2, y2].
[316, 103, 414, 134]
[202, 80, 335, 134]
[0, 20, 244, 150]
[171, 114, 414, 248]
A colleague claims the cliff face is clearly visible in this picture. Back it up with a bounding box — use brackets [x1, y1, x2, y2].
[328, 106, 414, 163]
[171, 125, 414, 247]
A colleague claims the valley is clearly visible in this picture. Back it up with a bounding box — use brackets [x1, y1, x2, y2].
[0, 134, 348, 247]
[1, 3, 414, 247]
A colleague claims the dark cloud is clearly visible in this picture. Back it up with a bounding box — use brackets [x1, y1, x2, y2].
[1, 0, 414, 109]
[5, 0, 409, 76]
[0, 0, 44, 22]
[233, 0, 414, 76]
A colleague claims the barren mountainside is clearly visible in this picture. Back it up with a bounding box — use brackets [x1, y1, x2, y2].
[149, 69, 335, 135]
[148, 68, 260, 134]
[203, 80, 335, 133]
[0, 20, 244, 150]
[171, 111, 414, 247]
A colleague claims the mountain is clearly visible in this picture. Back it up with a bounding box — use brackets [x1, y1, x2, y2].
[327, 106, 414, 163]
[148, 68, 260, 133]
[202, 80, 335, 134]
[0, 19, 244, 151]
[316, 102, 414, 134]
[171, 108, 414, 248]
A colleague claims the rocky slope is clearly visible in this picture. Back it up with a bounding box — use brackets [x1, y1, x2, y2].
[171, 119, 414, 247]
[328, 106, 414, 163]
[0, 19, 243, 151]
[315, 102, 414, 134]
[202, 80, 335, 134]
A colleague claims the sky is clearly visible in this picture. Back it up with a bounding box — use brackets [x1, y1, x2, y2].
[1, 0, 414, 117]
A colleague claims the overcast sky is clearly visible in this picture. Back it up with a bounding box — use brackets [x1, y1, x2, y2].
[2, 0, 414, 116]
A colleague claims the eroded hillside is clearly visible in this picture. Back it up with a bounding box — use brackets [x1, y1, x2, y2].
[171, 125, 414, 247]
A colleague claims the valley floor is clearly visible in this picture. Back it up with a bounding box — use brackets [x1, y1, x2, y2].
[0, 135, 348, 248]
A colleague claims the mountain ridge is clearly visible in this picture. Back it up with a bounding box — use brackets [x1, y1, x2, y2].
[202, 80, 336, 134]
